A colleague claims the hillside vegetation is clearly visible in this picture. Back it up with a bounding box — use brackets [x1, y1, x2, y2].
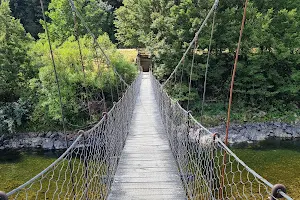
[0, 0, 137, 134]
[115, 0, 300, 126]
[1, 0, 300, 134]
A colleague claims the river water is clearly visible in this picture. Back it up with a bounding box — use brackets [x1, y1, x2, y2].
[1, 138, 299, 198]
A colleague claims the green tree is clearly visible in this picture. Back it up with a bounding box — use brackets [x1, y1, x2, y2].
[115, 0, 153, 47]
[43, 0, 115, 44]
[30, 34, 137, 129]
[0, 1, 34, 102]
[115, 0, 300, 122]
[9, 0, 51, 39]
[0, 1, 36, 133]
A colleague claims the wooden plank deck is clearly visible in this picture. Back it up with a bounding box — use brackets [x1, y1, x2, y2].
[108, 73, 186, 200]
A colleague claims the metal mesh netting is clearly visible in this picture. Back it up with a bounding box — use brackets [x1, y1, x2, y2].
[6, 74, 142, 200]
[151, 74, 293, 200]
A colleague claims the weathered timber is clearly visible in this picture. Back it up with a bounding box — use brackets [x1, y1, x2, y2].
[108, 73, 186, 200]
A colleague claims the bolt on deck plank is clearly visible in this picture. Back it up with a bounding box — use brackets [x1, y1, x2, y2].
[108, 73, 186, 200]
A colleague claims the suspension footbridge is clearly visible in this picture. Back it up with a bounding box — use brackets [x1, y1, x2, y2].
[108, 73, 186, 200]
[0, 72, 293, 200]
[0, 0, 295, 199]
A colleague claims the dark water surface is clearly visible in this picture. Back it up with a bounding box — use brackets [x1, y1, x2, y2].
[231, 137, 300, 150]
[1, 138, 299, 162]
[0, 148, 65, 163]
[231, 138, 300, 199]
[1, 138, 299, 198]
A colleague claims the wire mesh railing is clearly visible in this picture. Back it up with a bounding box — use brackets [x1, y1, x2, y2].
[3, 73, 141, 200]
[151, 73, 293, 200]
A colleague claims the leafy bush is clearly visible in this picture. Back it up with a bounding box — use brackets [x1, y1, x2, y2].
[0, 99, 30, 134]
[29, 34, 137, 129]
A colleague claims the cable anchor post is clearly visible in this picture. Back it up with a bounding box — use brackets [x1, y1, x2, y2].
[269, 184, 287, 200]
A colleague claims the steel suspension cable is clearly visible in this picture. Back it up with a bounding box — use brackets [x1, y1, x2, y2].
[68, 0, 129, 87]
[162, 0, 219, 87]
[180, 59, 185, 96]
[71, 8, 92, 118]
[225, 0, 248, 146]
[150, 73, 293, 200]
[187, 38, 198, 111]
[93, 44, 114, 106]
[93, 42, 107, 111]
[72, 13, 86, 81]
[39, 0, 67, 137]
[174, 65, 177, 84]
[201, 10, 217, 121]
[40, 1, 77, 197]
[116, 78, 120, 101]
[110, 75, 115, 103]
[220, 0, 249, 198]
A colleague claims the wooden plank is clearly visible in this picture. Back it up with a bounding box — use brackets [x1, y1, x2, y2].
[108, 73, 186, 200]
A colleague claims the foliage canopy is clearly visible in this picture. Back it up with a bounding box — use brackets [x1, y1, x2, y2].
[115, 0, 300, 124]
[0, 0, 137, 134]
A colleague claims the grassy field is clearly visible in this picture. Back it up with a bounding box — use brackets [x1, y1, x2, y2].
[117, 49, 138, 63]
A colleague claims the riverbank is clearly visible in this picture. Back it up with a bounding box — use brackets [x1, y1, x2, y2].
[1, 122, 299, 150]
[209, 122, 300, 144]
[0, 131, 79, 150]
